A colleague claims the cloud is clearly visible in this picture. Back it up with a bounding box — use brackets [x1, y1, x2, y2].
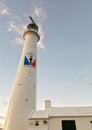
[2, 101, 8, 106]
[0, 1, 10, 16]
[38, 24, 44, 48]
[84, 77, 92, 86]
[0, 99, 8, 124]
[8, 21, 24, 36]
[7, 5, 46, 48]
[0, 1, 24, 45]
[0, 0, 46, 48]
[8, 18, 45, 47]
[14, 37, 24, 45]
[7, 21, 26, 45]
[32, 6, 46, 49]
[0, 116, 5, 119]
[0, 1, 25, 45]
[82, 64, 92, 86]
[32, 6, 46, 22]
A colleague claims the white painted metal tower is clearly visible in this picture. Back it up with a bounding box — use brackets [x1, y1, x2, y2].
[3, 17, 40, 130]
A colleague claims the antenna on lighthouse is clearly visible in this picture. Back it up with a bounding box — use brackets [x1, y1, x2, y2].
[29, 16, 36, 25]
[27, 16, 38, 32]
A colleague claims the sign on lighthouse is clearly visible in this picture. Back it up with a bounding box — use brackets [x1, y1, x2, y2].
[24, 53, 36, 68]
[3, 17, 40, 130]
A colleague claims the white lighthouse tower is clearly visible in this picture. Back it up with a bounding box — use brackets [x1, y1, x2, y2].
[3, 17, 40, 130]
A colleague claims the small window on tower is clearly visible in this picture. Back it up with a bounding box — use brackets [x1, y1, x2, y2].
[35, 121, 39, 126]
[19, 83, 21, 86]
[25, 99, 28, 102]
[43, 120, 48, 125]
[28, 71, 31, 73]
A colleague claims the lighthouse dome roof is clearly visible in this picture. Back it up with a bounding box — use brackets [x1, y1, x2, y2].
[27, 23, 38, 32]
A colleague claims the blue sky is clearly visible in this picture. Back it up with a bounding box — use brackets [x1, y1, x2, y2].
[0, 0, 92, 126]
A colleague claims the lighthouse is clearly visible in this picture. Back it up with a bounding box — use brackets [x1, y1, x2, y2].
[3, 17, 40, 130]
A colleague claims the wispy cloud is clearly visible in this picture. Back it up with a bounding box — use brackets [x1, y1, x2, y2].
[32, 6, 46, 48]
[8, 21, 23, 35]
[32, 6, 46, 22]
[8, 5, 46, 48]
[0, 0, 24, 45]
[0, 116, 5, 119]
[14, 37, 23, 45]
[0, 98, 8, 124]
[0, 1, 10, 16]
[38, 24, 44, 48]
[82, 63, 92, 86]
[83, 76, 92, 86]
[0, 0, 46, 47]
[7, 21, 26, 45]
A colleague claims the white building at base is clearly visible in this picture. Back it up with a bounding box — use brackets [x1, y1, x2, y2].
[28, 100, 92, 130]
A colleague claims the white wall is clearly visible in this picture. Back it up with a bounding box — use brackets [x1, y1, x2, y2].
[49, 116, 92, 130]
[28, 116, 92, 130]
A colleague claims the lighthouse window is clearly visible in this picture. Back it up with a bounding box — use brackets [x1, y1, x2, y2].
[43, 120, 48, 125]
[35, 121, 39, 126]
[62, 120, 76, 130]
[28, 71, 31, 73]
[25, 99, 28, 102]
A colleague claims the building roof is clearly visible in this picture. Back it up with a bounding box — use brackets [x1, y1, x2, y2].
[29, 101, 92, 119]
[29, 107, 92, 119]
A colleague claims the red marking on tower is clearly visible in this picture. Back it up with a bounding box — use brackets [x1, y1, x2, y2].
[31, 60, 36, 67]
